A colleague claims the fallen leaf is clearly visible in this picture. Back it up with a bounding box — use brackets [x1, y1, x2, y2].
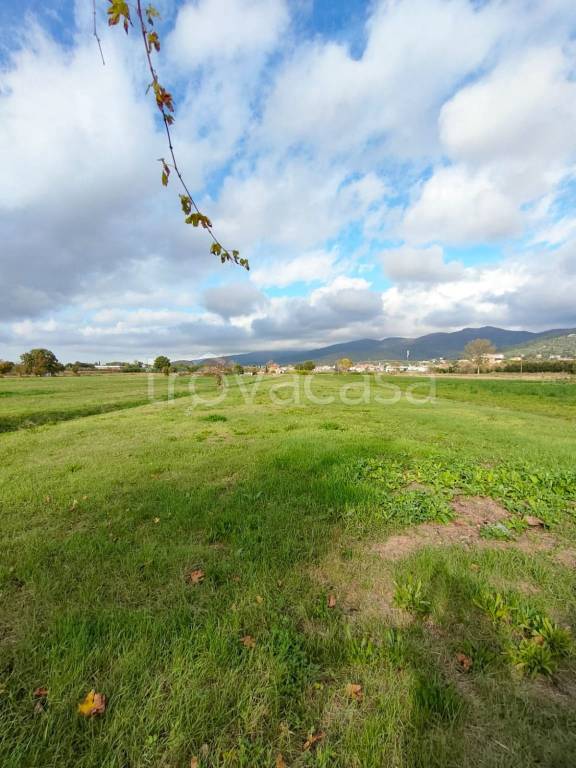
[255, 595, 264, 604]
[303, 731, 325, 751]
[241, 635, 256, 648]
[345, 683, 363, 701]
[77, 689, 106, 717]
[34, 701, 45, 715]
[200, 743, 209, 758]
[525, 516, 545, 528]
[276, 755, 287, 768]
[469, 563, 480, 572]
[456, 652, 473, 672]
[33, 687, 48, 698]
[327, 593, 337, 608]
[190, 758, 199, 768]
[153, 517, 160, 524]
[187, 568, 205, 585]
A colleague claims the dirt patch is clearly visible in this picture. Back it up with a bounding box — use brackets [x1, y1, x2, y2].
[311, 496, 575, 624]
[554, 549, 576, 569]
[310, 547, 406, 622]
[373, 496, 557, 561]
[451, 496, 508, 525]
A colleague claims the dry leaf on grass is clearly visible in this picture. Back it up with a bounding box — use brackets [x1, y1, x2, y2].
[275, 755, 287, 768]
[327, 593, 337, 608]
[456, 652, 473, 672]
[187, 568, 205, 585]
[77, 689, 106, 716]
[190, 758, 199, 768]
[525, 516, 545, 527]
[303, 731, 325, 751]
[241, 635, 256, 648]
[33, 687, 48, 698]
[153, 517, 160, 524]
[255, 595, 264, 604]
[345, 683, 363, 701]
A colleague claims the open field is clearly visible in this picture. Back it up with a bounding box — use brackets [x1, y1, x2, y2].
[1, 373, 575, 767]
[0, 375, 200, 433]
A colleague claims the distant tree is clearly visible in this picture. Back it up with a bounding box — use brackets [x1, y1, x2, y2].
[0, 360, 14, 376]
[122, 361, 145, 373]
[336, 357, 352, 373]
[464, 339, 496, 374]
[71, 363, 81, 375]
[153, 355, 171, 372]
[201, 362, 227, 387]
[233, 363, 245, 375]
[20, 348, 62, 376]
[297, 360, 316, 372]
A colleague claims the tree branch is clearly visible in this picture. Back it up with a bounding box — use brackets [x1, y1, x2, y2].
[105, 0, 247, 269]
[93, 0, 106, 65]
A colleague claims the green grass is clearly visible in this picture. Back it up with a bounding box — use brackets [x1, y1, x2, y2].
[1, 373, 576, 767]
[392, 375, 576, 420]
[0, 373, 202, 432]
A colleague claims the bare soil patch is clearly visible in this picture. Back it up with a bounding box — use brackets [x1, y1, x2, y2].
[372, 496, 559, 561]
[312, 496, 575, 623]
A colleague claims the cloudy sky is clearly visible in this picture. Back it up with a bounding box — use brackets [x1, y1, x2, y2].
[1, 0, 575, 362]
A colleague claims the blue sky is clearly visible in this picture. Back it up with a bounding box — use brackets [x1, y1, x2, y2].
[1, 0, 575, 361]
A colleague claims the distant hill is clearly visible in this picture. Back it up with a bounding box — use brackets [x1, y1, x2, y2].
[504, 331, 576, 358]
[175, 326, 576, 366]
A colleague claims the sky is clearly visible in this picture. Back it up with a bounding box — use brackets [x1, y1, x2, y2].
[1, 0, 575, 363]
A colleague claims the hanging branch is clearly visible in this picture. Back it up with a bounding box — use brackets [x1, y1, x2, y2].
[93, 0, 106, 65]
[104, 0, 248, 269]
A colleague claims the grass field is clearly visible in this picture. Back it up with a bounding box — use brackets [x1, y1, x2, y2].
[1, 373, 575, 767]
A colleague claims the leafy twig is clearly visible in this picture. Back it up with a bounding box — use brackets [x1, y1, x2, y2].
[105, 0, 247, 269]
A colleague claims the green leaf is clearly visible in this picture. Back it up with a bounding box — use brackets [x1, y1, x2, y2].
[145, 4, 161, 25]
[107, 0, 131, 33]
[159, 159, 170, 187]
[180, 195, 192, 215]
[147, 32, 160, 53]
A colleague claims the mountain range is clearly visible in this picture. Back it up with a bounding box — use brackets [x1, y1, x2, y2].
[176, 326, 576, 366]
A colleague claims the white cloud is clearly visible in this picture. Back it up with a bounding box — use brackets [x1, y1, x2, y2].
[402, 166, 522, 244]
[0, 31, 156, 211]
[259, 0, 511, 158]
[1, 0, 576, 361]
[250, 249, 341, 288]
[439, 46, 576, 201]
[381, 245, 465, 283]
[403, 45, 576, 245]
[203, 281, 268, 317]
[168, 0, 289, 67]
